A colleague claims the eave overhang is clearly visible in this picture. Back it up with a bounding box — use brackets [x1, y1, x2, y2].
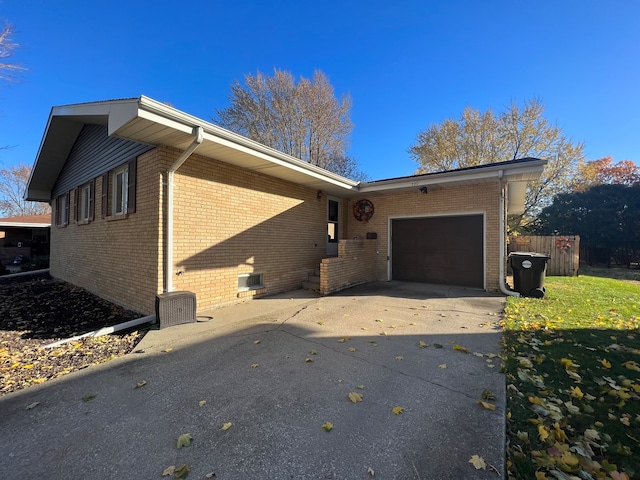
[26, 96, 360, 202]
[26, 95, 547, 202]
[357, 158, 547, 195]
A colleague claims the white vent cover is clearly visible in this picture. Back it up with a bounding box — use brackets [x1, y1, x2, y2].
[155, 291, 197, 329]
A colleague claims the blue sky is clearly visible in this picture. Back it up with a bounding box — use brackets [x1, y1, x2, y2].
[0, 0, 638, 181]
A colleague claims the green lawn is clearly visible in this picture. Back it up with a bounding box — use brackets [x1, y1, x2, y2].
[502, 273, 640, 479]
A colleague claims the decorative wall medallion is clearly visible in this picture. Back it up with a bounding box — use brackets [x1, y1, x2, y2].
[353, 199, 374, 222]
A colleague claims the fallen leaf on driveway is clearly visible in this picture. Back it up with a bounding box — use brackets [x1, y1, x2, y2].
[322, 422, 333, 432]
[174, 464, 190, 478]
[177, 433, 193, 449]
[348, 347, 357, 352]
[25, 402, 40, 410]
[392, 406, 404, 415]
[395, 355, 403, 361]
[468, 454, 486, 469]
[163, 465, 175, 476]
[453, 344, 470, 353]
[477, 400, 496, 411]
[253, 340, 261, 345]
[135, 380, 147, 389]
[337, 336, 351, 343]
[348, 392, 363, 403]
[439, 364, 447, 369]
[305, 357, 314, 363]
[221, 422, 232, 431]
[367, 466, 375, 476]
[251, 363, 259, 368]
[418, 340, 428, 348]
[199, 400, 206, 407]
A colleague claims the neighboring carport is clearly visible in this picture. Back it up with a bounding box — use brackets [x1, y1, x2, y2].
[391, 214, 484, 288]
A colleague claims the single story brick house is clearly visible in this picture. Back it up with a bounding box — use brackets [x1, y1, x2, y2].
[26, 96, 546, 315]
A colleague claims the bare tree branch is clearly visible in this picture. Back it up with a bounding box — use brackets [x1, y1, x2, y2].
[0, 164, 51, 217]
[215, 69, 360, 178]
[408, 98, 584, 231]
[0, 23, 25, 84]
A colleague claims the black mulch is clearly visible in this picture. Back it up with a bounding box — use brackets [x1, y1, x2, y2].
[0, 273, 150, 395]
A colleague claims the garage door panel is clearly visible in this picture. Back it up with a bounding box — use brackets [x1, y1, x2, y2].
[392, 216, 483, 288]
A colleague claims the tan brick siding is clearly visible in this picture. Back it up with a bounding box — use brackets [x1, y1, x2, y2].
[50, 149, 165, 314]
[344, 183, 502, 291]
[169, 149, 327, 310]
[50, 139, 504, 314]
[320, 239, 378, 294]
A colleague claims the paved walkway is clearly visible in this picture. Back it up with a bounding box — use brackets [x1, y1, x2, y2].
[1, 282, 507, 479]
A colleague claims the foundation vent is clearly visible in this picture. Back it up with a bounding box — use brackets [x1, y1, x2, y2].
[156, 291, 197, 329]
[238, 273, 264, 291]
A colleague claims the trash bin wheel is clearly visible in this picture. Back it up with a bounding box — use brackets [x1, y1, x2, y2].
[529, 287, 545, 299]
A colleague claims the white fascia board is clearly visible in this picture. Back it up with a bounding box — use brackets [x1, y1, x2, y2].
[359, 169, 500, 193]
[359, 160, 547, 193]
[107, 100, 144, 135]
[136, 96, 360, 192]
[0, 222, 51, 228]
[203, 130, 360, 191]
[25, 188, 51, 202]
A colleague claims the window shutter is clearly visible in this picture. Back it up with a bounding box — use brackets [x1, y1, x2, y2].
[55, 197, 60, 226]
[89, 179, 95, 221]
[74, 187, 80, 222]
[127, 158, 137, 214]
[64, 192, 70, 226]
[101, 173, 109, 218]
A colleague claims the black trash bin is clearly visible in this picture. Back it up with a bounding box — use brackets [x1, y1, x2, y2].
[508, 252, 551, 298]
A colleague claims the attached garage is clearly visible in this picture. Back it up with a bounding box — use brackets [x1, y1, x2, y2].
[391, 215, 484, 288]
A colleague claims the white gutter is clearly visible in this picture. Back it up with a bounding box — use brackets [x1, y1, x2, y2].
[165, 126, 204, 292]
[498, 171, 519, 297]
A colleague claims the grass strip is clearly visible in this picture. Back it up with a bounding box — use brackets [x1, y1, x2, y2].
[502, 275, 640, 479]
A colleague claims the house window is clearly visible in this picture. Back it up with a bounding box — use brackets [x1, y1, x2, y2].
[102, 158, 137, 218]
[112, 165, 128, 216]
[56, 192, 69, 227]
[76, 180, 95, 222]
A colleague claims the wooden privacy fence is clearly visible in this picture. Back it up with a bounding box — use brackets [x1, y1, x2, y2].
[508, 235, 580, 276]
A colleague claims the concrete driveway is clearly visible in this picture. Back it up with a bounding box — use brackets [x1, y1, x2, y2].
[0, 281, 507, 479]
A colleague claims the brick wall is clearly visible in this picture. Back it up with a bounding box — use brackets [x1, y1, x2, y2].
[344, 182, 502, 291]
[50, 148, 165, 314]
[320, 239, 379, 294]
[169, 149, 327, 310]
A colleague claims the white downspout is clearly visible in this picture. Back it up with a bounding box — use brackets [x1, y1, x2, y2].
[498, 171, 520, 297]
[165, 126, 204, 292]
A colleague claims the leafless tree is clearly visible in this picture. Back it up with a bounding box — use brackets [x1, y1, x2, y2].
[0, 23, 25, 84]
[0, 164, 51, 217]
[215, 69, 363, 178]
[408, 98, 585, 230]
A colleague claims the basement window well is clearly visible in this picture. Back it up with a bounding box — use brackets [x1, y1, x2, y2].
[238, 273, 264, 291]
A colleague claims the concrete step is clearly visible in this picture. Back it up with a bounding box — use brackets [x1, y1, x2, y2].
[301, 280, 320, 291]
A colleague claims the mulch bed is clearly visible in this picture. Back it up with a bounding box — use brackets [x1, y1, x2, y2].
[0, 273, 148, 395]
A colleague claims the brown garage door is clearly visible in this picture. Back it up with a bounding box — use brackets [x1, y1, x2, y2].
[391, 215, 483, 288]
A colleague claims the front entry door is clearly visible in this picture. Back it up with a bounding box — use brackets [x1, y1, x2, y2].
[327, 198, 340, 256]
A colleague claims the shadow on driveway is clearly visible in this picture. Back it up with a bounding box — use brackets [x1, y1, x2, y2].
[0, 282, 506, 479]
